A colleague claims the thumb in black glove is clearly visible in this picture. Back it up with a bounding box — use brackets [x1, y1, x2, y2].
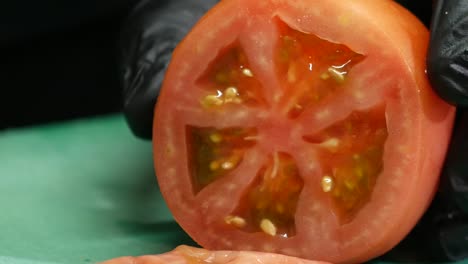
[120, 0, 219, 139]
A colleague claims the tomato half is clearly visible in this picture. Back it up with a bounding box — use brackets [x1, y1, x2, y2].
[101, 245, 331, 264]
[153, 0, 456, 263]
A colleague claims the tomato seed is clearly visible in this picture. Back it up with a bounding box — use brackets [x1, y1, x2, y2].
[221, 161, 235, 170]
[242, 68, 254, 77]
[224, 87, 242, 104]
[320, 138, 340, 152]
[225, 215, 247, 228]
[260, 218, 277, 236]
[327, 67, 346, 83]
[210, 161, 220, 171]
[321, 176, 334, 193]
[210, 133, 223, 143]
[202, 94, 224, 108]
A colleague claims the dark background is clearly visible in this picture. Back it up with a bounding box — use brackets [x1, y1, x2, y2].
[0, 0, 139, 130]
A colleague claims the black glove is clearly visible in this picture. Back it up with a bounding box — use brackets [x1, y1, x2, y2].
[428, 0, 468, 106]
[119, 0, 468, 261]
[120, 0, 219, 139]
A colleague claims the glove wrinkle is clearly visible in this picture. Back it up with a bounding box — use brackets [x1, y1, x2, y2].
[120, 0, 219, 139]
[428, 0, 468, 106]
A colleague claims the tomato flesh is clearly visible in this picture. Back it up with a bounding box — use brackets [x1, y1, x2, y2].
[153, 0, 456, 263]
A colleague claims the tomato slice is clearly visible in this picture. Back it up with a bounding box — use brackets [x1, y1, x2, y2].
[153, 0, 456, 263]
[100, 245, 331, 264]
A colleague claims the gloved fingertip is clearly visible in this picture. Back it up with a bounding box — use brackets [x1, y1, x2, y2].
[120, 0, 220, 139]
[427, 0, 468, 106]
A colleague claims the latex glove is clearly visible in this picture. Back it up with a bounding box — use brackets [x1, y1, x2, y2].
[120, 0, 219, 139]
[119, 0, 468, 261]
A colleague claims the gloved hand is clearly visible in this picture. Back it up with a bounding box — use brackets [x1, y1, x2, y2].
[120, 0, 219, 139]
[119, 0, 468, 261]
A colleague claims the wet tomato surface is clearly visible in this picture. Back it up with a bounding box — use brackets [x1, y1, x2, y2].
[152, 0, 455, 263]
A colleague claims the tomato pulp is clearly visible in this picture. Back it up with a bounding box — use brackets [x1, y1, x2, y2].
[153, 0, 455, 263]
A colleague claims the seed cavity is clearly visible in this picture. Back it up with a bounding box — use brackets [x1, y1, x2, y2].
[308, 106, 387, 224]
[276, 204, 285, 214]
[188, 126, 257, 194]
[225, 215, 246, 228]
[260, 218, 277, 236]
[321, 176, 334, 193]
[196, 43, 266, 108]
[229, 153, 303, 237]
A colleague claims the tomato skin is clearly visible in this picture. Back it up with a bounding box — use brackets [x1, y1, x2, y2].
[152, 0, 455, 263]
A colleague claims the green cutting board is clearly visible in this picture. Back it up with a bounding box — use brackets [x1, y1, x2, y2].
[0, 115, 465, 264]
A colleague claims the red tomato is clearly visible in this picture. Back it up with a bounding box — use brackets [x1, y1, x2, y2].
[153, 0, 455, 263]
[100, 245, 331, 264]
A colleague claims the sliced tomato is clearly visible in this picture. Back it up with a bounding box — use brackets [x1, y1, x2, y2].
[100, 245, 331, 264]
[152, 0, 456, 263]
